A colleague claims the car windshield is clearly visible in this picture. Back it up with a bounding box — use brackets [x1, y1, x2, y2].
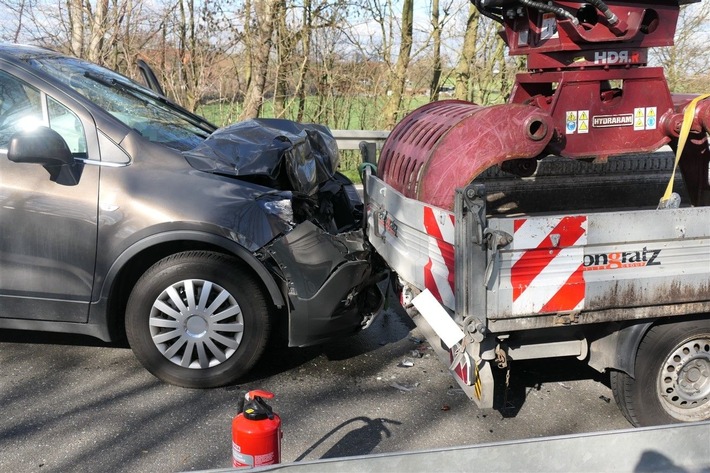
[25, 55, 216, 151]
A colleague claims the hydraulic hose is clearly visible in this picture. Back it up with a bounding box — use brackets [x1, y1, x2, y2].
[518, 0, 580, 26]
[586, 0, 619, 25]
[472, 0, 505, 24]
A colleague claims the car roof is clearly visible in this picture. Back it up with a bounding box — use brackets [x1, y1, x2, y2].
[0, 44, 67, 72]
[0, 43, 61, 58]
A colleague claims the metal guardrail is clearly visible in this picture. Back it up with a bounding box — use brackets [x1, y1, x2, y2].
[331, 130, 390, 165]
[331, 129, 673, 153]
[330, 129, 674, 171]
[208, 421, 710, 473]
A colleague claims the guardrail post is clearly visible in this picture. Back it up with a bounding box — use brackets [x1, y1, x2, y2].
[359, 141, 377, 165]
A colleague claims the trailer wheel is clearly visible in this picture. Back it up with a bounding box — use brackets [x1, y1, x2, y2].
[126, 251, 271, 388]
[610, 318, 710, 426]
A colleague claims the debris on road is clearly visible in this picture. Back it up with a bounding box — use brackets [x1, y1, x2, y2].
[398, 359, 415, 368]
[390, 381, 419, 392]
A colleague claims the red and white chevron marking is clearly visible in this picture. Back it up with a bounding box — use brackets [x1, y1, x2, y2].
[511, 216, 588, 315]
[423, 207, 456, 309]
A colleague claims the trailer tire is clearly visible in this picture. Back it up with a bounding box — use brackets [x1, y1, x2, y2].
[610, 318, 710, 427]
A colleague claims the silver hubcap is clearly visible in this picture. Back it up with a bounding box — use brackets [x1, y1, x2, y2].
[658, 336, 710, 421]
[149, 279, 244, 369]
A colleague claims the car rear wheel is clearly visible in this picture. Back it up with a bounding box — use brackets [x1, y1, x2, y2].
[610, 318, 710, 426]
[126, 251, 271, 388]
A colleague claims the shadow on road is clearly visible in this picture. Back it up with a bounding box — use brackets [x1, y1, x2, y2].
[295, 416, 402, 461]
[0, 328, 121, 348]
[237, 306, 415, 384]
[496, 357, 612, 418]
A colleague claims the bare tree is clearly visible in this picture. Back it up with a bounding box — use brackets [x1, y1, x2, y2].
[273, 0, 290, 117]
[6, 0, 710, 138]
[0, 0, 30, 42]
[429, 0, 442, 102]
[67, 0, 83, 56]
[652, 2, 710, 93]
[177, 0, 200, 110]
[86, 0, 109, 62]
[240, 0, 280, 119]
[381, 0, 413, 128]
[294, 0, 313, 122]
[454, 2, 478, 102]
[475, 19, 507, 104]
[148, 0, 240, 113]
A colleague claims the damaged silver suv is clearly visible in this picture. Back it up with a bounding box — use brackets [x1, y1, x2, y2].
[0, 44, 385, 388]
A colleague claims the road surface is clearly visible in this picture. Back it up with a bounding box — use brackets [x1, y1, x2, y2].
[0, 303, 631, 472]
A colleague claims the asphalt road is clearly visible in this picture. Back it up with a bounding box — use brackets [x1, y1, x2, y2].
[0, 303, 631, 473]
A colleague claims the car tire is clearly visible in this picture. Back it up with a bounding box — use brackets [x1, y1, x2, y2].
[610, 318, 710, 426]
[125, 251, 271, 388]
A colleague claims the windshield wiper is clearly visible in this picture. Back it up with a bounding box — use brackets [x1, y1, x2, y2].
[83, 71, 217, 135]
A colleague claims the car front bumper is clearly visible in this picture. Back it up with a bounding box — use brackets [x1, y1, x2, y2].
[267, 220, 386, 347]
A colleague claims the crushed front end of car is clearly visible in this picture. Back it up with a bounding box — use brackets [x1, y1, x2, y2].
[184, 118, 387, 346]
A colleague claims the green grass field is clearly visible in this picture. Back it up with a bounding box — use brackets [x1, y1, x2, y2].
[198, 94, 430, 130]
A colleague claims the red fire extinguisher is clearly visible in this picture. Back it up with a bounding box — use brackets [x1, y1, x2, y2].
[232, 390, 282, 468]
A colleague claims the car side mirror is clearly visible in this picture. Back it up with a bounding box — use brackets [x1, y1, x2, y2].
[7, 126, 81, 185]
[8, 126, 74, 166]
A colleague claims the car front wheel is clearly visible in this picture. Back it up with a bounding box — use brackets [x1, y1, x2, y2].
[125, 251, 271, 388]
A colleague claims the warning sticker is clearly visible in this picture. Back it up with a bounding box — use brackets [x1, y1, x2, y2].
[232, 443, 254, 468]
[566, 111, 578, 134]
[578, 110, 589, 134]
[541, 13, 558, 40]
[646, 107, 657, 130]
[634, 108, 645, 131]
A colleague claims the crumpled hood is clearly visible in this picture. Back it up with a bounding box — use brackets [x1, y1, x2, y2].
[183, 118, 339, 195]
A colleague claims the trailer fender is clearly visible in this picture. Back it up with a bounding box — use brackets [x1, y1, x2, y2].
[588, 321, 653, 377]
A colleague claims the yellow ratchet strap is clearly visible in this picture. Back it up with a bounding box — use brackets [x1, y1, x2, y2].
[659, 93, 710, 208]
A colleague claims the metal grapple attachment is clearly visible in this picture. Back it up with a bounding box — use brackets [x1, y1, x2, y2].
[378, 101, 554, 210]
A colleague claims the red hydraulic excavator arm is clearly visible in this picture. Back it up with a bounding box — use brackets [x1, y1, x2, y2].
[378, 0, 710, 209]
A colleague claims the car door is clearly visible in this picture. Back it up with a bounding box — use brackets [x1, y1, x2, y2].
[0, 67, 100, 323]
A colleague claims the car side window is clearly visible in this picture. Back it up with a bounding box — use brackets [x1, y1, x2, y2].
[0, 70, 42, 148]
[48, 96, 87, 155]
[0, 71, 87, 156]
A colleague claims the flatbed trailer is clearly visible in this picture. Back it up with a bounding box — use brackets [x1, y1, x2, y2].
[364, 152, 710, 426]
[361, 0, 710, 427]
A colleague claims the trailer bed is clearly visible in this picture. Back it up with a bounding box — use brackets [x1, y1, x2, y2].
[365, 152, 710, 331]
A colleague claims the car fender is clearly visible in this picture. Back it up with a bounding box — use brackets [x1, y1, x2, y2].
[94, 229, 286, 317]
